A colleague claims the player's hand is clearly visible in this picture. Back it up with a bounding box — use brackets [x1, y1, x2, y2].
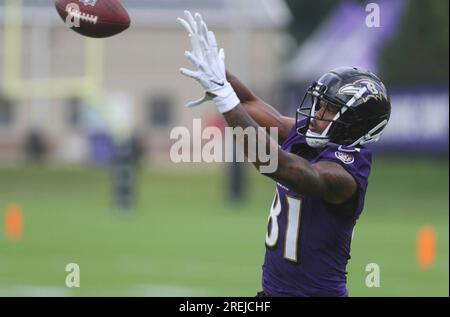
[178, 11, 240, 113]
[177, 10, 211, 108]
[177, 10, 205, 63]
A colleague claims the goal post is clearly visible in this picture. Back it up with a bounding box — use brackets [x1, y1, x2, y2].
[2, 0, 105, 101]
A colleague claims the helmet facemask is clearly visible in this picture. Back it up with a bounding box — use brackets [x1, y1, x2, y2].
[296, 82, 352, 148]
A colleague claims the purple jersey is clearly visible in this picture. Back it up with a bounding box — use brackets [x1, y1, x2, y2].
[262, 121, 372, 297]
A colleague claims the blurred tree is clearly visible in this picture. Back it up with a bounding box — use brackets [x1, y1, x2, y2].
[285, 0, 449, 86]
[379, 0, 449, 85]
[284, 0, 340, 45]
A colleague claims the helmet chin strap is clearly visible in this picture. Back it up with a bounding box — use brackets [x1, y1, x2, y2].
[305, 129, 329, 148]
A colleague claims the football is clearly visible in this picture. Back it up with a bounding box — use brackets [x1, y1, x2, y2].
[54, 0, 130, 38]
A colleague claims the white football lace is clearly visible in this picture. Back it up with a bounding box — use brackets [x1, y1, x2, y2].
[66, 7, 98, 24]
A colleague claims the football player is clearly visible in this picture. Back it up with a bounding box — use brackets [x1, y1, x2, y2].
[178, 11, 391, 297]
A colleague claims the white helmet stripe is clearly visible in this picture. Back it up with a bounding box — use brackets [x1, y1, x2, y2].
[346, 86, 368, 107]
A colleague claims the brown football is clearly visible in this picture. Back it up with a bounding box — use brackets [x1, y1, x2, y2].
[55, 0, 130, 38]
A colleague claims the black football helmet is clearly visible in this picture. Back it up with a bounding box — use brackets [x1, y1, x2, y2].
[296, 66, 391, 148]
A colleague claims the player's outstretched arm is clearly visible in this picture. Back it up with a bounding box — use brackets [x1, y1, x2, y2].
[226, 71, 295, 143]
[178, 11, 357, 204]
[222, 104, 357, 204]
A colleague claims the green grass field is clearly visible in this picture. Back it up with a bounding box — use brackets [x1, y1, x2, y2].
[0, 157, 448, 296]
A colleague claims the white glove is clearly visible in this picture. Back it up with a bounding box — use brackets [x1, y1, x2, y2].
[178, 11, 240, 113]
[177, 11, 205, 63]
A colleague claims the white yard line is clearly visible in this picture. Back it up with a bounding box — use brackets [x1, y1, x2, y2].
[132, 284, 209, 297]
[0, 284, 209, 297]
[0, 285, 70, 297]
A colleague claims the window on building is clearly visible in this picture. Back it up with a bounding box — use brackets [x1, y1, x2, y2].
[0, 95, 13, 126]
[147, 94, 173, 127]
[67, 97, 82, 128]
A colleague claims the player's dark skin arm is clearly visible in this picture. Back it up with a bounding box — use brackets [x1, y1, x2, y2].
[226, 71, 295, 143]
[222, 104, 357, 204]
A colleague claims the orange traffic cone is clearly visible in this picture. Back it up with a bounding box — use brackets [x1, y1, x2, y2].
[5, 203, 23, 242]
[417, 225, 436, 270]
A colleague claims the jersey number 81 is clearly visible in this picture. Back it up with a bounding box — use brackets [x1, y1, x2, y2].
[265, 189, 302, 263]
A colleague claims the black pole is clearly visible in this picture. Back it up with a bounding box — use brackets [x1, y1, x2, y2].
[229, 136, 245, 204]
[112, 138, 137, 213]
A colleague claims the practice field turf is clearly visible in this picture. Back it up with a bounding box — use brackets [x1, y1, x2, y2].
[0, 157, 448, 296]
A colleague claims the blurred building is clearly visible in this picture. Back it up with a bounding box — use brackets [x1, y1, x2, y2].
[0, 0, 292, 164]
